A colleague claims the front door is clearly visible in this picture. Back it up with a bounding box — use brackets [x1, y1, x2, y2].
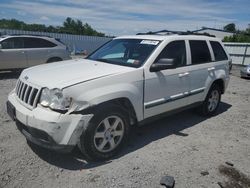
[144, 40, 190, 119]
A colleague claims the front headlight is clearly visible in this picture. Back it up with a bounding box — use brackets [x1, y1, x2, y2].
[40, 88, 72, 111]
[40, 88, 51, 107]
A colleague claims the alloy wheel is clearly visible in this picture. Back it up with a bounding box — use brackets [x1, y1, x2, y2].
[94, 115, 125, 153]
[208, 90, 219, 112]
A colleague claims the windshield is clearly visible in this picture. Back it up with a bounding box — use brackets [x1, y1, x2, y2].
[87, 39, 160, 68]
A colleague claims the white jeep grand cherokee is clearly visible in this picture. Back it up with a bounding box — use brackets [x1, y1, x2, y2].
[7, 33, 230, 161]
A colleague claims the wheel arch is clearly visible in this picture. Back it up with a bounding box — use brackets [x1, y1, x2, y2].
[212, 78, 225, 94]
[74, 97, 139, 126]
[202, 77, 226, 102]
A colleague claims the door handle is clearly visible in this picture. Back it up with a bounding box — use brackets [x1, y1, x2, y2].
[208, 67, 215, 71]
[21, 51, 25, 54]
[179, 72, 189, 77]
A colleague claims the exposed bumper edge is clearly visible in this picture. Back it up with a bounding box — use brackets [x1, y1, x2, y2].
[16, 120, 74, 153]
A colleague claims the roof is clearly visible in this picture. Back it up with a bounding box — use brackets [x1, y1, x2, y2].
[193, 27, 235, 34]
[116, 29, 220, 41]
[0, 34, 53, 39]
[116, 34, 220, 41]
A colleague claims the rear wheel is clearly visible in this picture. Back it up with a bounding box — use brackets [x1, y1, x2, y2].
[199, 84, 221, 116]
[78, 104, 130, 161]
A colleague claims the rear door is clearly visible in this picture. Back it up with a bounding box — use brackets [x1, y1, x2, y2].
[0, 37, 27, 70]
[23, 37, 57, 67]
[187, 40, 213, 104]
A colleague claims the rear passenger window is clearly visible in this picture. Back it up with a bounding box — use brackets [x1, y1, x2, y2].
[24, 38, 57, 48]
[210, 41, 228, 61]
[189, 40, 211, 64]
[156, 40, 186, 67]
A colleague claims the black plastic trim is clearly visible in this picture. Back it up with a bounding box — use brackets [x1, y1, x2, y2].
[139, 101, 202, 126]
[145, 89, 204, 109]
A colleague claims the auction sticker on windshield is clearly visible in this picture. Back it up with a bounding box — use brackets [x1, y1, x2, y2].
[140, 40, 159, 45]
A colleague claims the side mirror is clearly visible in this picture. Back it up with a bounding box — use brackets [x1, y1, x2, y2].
[150, 58, 175, 72]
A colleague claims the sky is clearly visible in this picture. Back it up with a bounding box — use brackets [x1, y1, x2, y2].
[0, 0, 249, 36]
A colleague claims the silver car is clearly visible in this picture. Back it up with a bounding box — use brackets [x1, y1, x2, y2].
[0, 35, 71, 71]
[240, 64, 250, 78]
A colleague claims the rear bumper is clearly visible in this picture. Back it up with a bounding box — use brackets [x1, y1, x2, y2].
[224, 76, 230, 92]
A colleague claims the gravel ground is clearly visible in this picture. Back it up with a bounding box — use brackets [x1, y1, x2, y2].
[0, 70, 249, 188]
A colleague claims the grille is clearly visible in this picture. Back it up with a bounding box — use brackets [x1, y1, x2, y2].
[15, 79, 40, 108]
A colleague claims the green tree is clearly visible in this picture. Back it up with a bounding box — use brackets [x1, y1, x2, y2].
[222, 23, 250, 43]
[0, 17, 105, 37]
[62, 17, 104, 36]
[224, 23, 236, 32]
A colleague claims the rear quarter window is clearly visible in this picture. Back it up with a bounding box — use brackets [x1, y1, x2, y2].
[24, 37, 57, 48]
[189, 40, 211, 64]
[210, 41, 228, 61]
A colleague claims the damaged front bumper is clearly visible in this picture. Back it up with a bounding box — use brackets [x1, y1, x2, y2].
[7, 91, 93, 152]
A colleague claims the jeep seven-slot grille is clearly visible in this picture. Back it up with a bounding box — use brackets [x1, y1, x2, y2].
[15, 80, 40, 107]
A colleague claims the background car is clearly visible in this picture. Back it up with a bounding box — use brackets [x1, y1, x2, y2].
[240, 64, 250, 78]
[0, 35, 71, 71]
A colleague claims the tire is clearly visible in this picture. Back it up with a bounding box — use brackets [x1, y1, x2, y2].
[78, 104, 130, 161]
[199, 84, 221, 116]
[46, 57, 62, 63]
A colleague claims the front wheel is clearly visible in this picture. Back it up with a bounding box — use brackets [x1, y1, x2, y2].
[78, 104, 130, 161]
[199, 84, 221, 116]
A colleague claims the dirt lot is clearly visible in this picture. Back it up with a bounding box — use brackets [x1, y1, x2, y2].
[0, 71, 249, 188]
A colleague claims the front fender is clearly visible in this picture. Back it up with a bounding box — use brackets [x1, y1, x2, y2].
[65, 69, 144, 121]
[75, 82, 143, 121]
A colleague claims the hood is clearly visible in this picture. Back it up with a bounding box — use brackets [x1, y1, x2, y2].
[21, 59, 134, 89]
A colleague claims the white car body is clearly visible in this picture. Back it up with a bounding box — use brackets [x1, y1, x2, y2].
[7, 34, 230, 152]
[0, 35, 71, 70]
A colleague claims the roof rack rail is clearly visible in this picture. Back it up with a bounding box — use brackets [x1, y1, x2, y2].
[5, 34, 53, 38]
[136, 30, 215, 37]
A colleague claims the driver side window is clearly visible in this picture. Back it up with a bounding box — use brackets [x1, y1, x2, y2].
[156, 40, 186, 67]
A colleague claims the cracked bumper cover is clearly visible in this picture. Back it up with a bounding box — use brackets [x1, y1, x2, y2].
[8, 91, 93, 151]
